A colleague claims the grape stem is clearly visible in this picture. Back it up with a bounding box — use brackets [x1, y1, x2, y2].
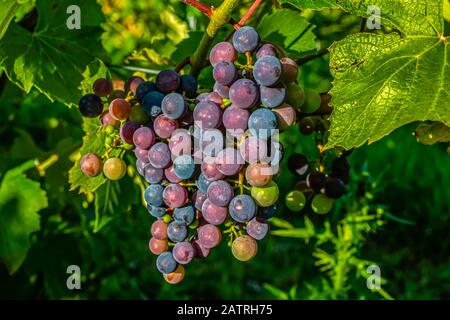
[35, 154, 59, 176]
[182, 0, 213, 17]
[103, 135, 121, 159]
[234, 0, 263, 28]
[296, 48, 329, 66]
[175, 56, 191, 73]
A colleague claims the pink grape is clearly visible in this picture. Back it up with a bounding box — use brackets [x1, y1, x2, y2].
[246, 217, 269, 240]
[151, 220, 168, 240]
[193, 191, 208, 211]
[133, 127, 156, 150]
[172, 242, 195, 264]
[216, 148, 244, 176]
[222, 106, 249, 133]
[125, 76, 144, 94]
[164, 165, 183, 183]
[201, 156, 225, 181]
[193, 101, 222, 129]
[80, 153, 103, 177]
[201, 199, 228, 225]
[239, 136, 268, 164]
[169, 130, 192, 157]
[154, 114, 179, 139]
[149, 238, 168, 255]
[209, 42, 238, 67]
[245, 163, 273, 187]
[273, 104, 297, 130]
[163, 184, 188, 208]
[197, 224, 222, 249]
[134, 147, 149, 163]
[100, 111, 120, 129]
[229, 79, 259, 109]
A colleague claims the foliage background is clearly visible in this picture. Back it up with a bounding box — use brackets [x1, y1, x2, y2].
[0, 0, 449, 299]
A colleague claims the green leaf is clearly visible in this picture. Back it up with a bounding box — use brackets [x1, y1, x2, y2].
[257, 9, 317, 58]
[413, 122, 450, 145]
[171, 31, 204, 63]
[326, 0, 450, 149]
[263, 284, 289, 300]
[268, 217, 294, 229]
[79, 59, 111, 95]
[0, 160, 48, 274]
[270, 228, 313, 238]
[0, 0, 107, 107]
[278, 0, 338, 10]
[0, 0, 20, 40]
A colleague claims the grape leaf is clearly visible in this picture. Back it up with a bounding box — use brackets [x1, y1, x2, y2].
[325, 0, 450, 149]
[414, 122, 450, 145]
[257, 9, 317, 58]
[0, 160, 48, 274]
[278, 0, 338, 10]
[0, 0, 107, 107]
[0, 0, 20, 40]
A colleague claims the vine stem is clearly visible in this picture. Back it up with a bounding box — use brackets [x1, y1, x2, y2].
[235, 0, 263, 28]
[182, 0, 212, 17]
[296, 48, 329, 66]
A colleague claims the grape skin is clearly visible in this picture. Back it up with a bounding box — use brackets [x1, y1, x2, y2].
[311, 194, 334, 214]
[100, 111, 120, 129]
[253, 56, 283, 87]
[125, 76, 144, 94]
[156, 251, 178, 274]
[80, 153, 103, 177]
[169, 130, 192, 157]
[229, 195, 257, 223]
[285, 190, 306, 212]
[201, 156, 225, 181]
[192, 239, 211, 259]
[232, 26, 259, 53]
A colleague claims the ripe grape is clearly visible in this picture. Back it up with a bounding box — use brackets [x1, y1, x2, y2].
[156, 70, 180, 93]
[239, 136, 268, 164]
[201, 199, 228, 225]
[246, 217, 269, 240]
[286, 83, 305, 109]
[285, 190, 306, 212]
[180, 75, 197, 99]
[213, 61, 237, 86]
[222, 106, 249, 132]
[134, 147, 149, 163]
[149, 238, 168, 255]
[174, 205, 195, 225]
[325, 178, 346, 199]
[215, 147, 244, 176]
[144, 184, 164, 206]
[258, 205, 277, 219]
[231, 235, 258, 261]
[163, 265, 185, 284]
[251, 181, 279, 207]
[153, 114, 179, 139]
[201, 156, 225, 181]
[80, 153, 103, 177]
[302, 89, 321, 113]
[151, 220, 168, 240]
[129, 106, 150, 124]
[299, 117, 315, 135]
[136, 159, 147, 176]
[248, 108, 278, 138]
[288, 154, 309, 176]
[173, 242, 195, 264]
[147, 204, 166, 218]
[133, 127, 156, 150]
[120, 121, 140, 145]
[100, 111, 120, 129]
[253, 56, 283, 87]
[192, 239, 211, 258]
[197, 224, 222, 248]
[209, 41, 238, 66]
[164, 165, 183, 183]
[162, 93, 187, 120]
[229, 79, 259, 109]
[109, 98, 131, 120]
[142, 91, 165, 116]
[256, 44, 277, 59]
[260, 84, 286, 108]
[125, 76, 144, 94]
[156, 251, 178, 274]
[163, 184, 188, 208]
[193, 101, 222, 129]
[103, 157, 126, 180]
[273, 104, 296, 130]
[169, 130, 192, 157]
[148, 142, 171, 169]
[79, 94, 103, 118]
[245, 163, 273, 187]
[280, 57, 298, 83]
[229, 195, 256, 223]
[306, 172, 327, 191]
[167, 221, 188, 242]
[144, 163, 164, 184]
[232, 26, 259, 53]
[136, 81, 157, 102]
[311, 194, 334, 214]
[197, 173, 213, 193]
[93, 78, 113, 97]
[193, 191, 207, 211]
[213, 82, 230, 99]
[207, 180, 234, 207]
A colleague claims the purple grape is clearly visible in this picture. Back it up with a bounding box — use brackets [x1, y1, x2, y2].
[167, 221, 188, 242]
[100, 111, 120, 129]
[164, 165, 183, 183]
[172, 242, 195, 264]
[197, 224, 221, 249]
[156, 70, 180, 93]
[156, 252, 177, 274]
[153, 114, 179, 139]
[306, 172, 327, 192]
[207, 180, 234, 207]
[260, 83, 286, 108]
[213, 82, 230, 99]
[80, 153, 103, 177]
[180, 75, 197, 99]
[206, 92, 223, 105]
[93, 78, 113, 97]
[201, 199, 228, 225]
[136, 159, 147, 176]
[232, 26, 259, 53]
[201, 156, 225, 181]
[136, 81, 157, 102]
[253, 55, 283, 87]
[79, 94, 103, 118]
[229, 195, 256, 223]
[162, 93, 187, 120]
[213, 61, 237, 86]
[144, 163, 164, 184]
[125, 76, 144, 94]
[134, 147, 149, 163]
[163, 184, 188, 208]
[256, 44, 277, 59]
[180, 110, 194, 126]
[193, 101, 222, 129]
[133, 127, 156, 149]
[280, 57, 298, 83]
[215, 148, 244, 176]
[209, 42, 238, 67]
[148, 142, 171, 169]
[169, 130, 192, 157]
[192, 238, 210, 258]
[246, 217, 269, 240]
[222, 106, 249, 133]
[193, 191, 207, 211]
[120, 121, 140, 145]
[229, 79, 259, 109]
[239, 136, 268, 164]
[174, 205, 195, 225]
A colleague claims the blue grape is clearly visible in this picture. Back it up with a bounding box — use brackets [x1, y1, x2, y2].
[162, 93, 187, 120]
[197, 173, 213, 193]
[246, 217, 269, 240]
[248, 108, 278, 137]
[147, 204, 166, 218]
[156, 251, 178, 274]
[229, 79, 259, 109]
[144, 163, 164, 184]
[232, 26, 259, 53]
[258, 204, 277, 219]
[136, 81, 157, 102]
[142, 91, 165, 116]
[213, 61, 237, 86]
[167, 221, 188, 242]
[173, 205, 195, 225]
[180, 75, 197, 99]
[156, 70, 180, 93]
[173, 155, 195, 180]
[207, 180, 234, 207]
[79, 94, 103, 117]
[144, 184, 164, 206]
[229, 195, 256, 223]
[260, 83, 287, 108]
[253, 56, 283, 87]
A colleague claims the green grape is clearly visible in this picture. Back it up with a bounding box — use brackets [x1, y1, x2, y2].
[105, 136, 113, 146]
[231, 235, 258, 262]
[286, 83, 305, 109]
[105, 125, 115, 135]
[285, 190, 306, 212]
[162, 214, 172, 224]
[311, 194, 334, 214]
[301, 89, 321, 113]
[103, 157, 126, 180]
[129, 106, 150, 124]
[251, 181, 279, 207]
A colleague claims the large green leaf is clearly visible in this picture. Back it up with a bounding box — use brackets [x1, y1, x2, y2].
[0, 160, 48, 274]
[325, 0, 450, 149]
[0, 0, 20, 40]
[278, 0, 338, 10]
[0, 0, 107, 107]
[257, 9, 317, 58]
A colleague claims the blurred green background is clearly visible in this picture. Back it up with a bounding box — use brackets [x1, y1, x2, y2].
[0, 0, 449, 299]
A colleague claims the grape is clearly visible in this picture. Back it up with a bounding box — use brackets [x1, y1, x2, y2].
[180, 75, 197, 99]
[136, 159, 147, 176]
[206, 92, 224, 105]
[136, 81, 157, 102]
[299, 117, 315, 135]
[103, 158, 126, 180]
[239, 136, 268, 164]
[232, 26, 259, 53]
[156, 70, 180, 93]
[253, 56, 283, 87]
[161, 93, 187, 120]
[169, 130, 192, 157]
[302, 89, 321, 113]
[229, 195, 256, 223]
[201, 199, 228, 225]
[285, 190, 306, 212]
[129, 106, 150, 124]
[201, 156, 225, 181]
[192, 239, 211, 258]
[173, 242, 195, 264]
[163, 184, 188, 208]
[142, 91, 165, 116]
[173, 155, 195, 180]
[197, 173, 213, 193]
[180, 110, 194, 126]
[231, 235, 258, 261]
[229, 79, 259, 109]
[134, 147, 149, 163]
[258, 205, 277, 219]
[223, 106, 249, 133]
[193, 101, 222, 129]
[207, 180, 234, 207]
[164, 265, 185, 284]
[213, 61, 237, 86]
[164, 165, 182, 183]
[311, 194, 334, 214]
[80, 153, 103, 177]
[197, 224, 221, 248]
[246, 217, 269, 240]
[144, 163, 164, 184]
[286, 83, 305, 109]
[245, 163, 273, 187]
[125, 76, 144, 94]
[156, 251, 178, 274]
[260, 84, 286, 108]
[109, 98, 131, 120]
[215, 148, 244, 176]
[149, 238, 168, 255]
[148, 142, 171, 169]
[151, 220, 168, 240]
[251, 181, 279, 207]
[79, 94, 103, 118]
[273, 104, 296, 130]
[331, 158, 350, 176]
[306, 172, 327, 191]
[214, 82, 230, 99]
[93, 78, 113, 97]
[325, 178, 346, 199]
[174, 205, 195, 225]
[153, 114, 179, 139]
[100, 111, 120, 129]
[147, 204, 166, 218]
[167, 221, 188, 242]
[256, 44, 277, 59]
[280, 57, 298, 83]
[144, 184, 164, 206]
[120, 121, 140, 145]
[133, 127, 156, 150]
[193, 191, 207, 211]
[288, 154, 309, 176]
[209, 42, 238, 66]
[248, 108, 278, 138]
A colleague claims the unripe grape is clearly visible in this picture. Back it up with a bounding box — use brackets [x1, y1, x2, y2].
[251, 181, 279, 207]
[286, 83, 305, 109]
[285, 190, 306, 212]
[231, 235, 258, 261]
[311, 194, 334, 214]
[103, 157, 126, 180]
